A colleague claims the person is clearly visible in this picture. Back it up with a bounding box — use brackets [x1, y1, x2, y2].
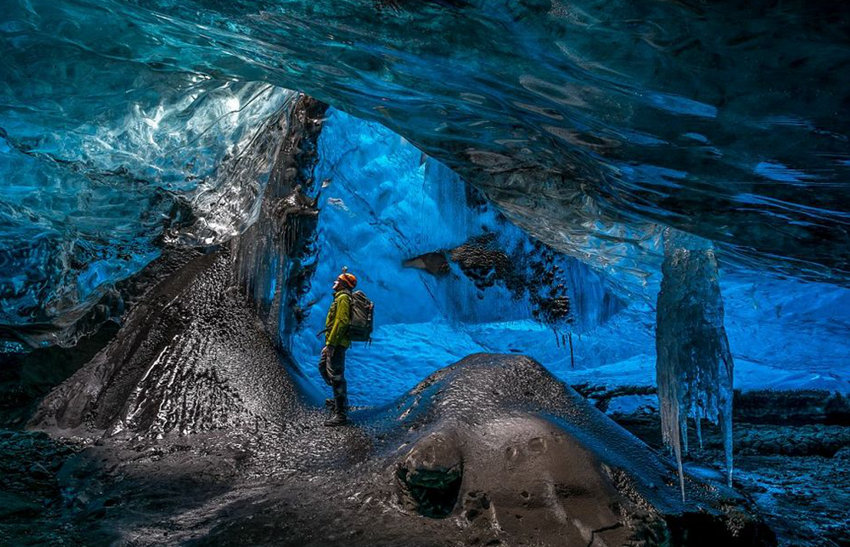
[319, 269, 357, 426]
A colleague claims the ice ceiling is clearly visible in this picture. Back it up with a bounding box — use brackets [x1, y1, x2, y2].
[1, 0, 850, 354]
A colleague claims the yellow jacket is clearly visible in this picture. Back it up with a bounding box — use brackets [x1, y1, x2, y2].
[325, 290, 351, 348]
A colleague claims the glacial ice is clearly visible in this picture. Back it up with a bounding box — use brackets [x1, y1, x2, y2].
[287, 109, 849, 414]
[289, 108, 623, 403]
[4, 0, 850, 335]
[1, 1, 850, 516]
[657, 229, 734, 495]
[0, 56, 291, 340]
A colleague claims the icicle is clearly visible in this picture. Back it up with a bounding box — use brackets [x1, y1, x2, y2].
[656, 227, 735, 501]
[720, 353, 734, 486]
[657, 352, 687, 502]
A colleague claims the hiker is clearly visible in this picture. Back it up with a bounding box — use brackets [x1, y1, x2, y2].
[319, 269, 357, 426]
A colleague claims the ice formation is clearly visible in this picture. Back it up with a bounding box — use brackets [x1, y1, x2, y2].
[657, 228, 735, 496]
[4, 0, 850, 333]
[0, 66, 292, 345]
[1, 3, 850, 528]
[289, 108, 622, 404]
[230, 96, 327, 350]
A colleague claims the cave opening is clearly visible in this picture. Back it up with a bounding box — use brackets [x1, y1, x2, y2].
[1, 0, 850, 544]
[396, 463, 464, 519]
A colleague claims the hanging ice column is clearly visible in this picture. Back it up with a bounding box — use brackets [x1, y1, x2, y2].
[656, 228, 734, 498]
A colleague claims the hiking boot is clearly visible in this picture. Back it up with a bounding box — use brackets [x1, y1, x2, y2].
[324, 397, 348, 427]
[324, 411, 348, 427]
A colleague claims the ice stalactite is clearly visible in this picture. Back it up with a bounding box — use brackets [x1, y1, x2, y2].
[656, 228, 735, 500]
[231, 95, 328, 349]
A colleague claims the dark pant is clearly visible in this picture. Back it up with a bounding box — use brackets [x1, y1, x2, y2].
[319, 345, 347, 408]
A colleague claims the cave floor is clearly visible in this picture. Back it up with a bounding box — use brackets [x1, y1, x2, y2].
[614, 417, 850, 547]
[735, 455, 850, 547]
[2, 415, 849, 546]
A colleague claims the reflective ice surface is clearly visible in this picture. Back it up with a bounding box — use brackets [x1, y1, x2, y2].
[1, 0, 849, 403]
[290, 110, 850, 408]
[0, 48, 291, 336]
[4, 0, 850, 330]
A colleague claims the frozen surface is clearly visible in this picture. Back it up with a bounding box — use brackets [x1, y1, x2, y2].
[4, 0, 850, 337]
[656, 230, 734, 491]
[290, 110, 850, 408]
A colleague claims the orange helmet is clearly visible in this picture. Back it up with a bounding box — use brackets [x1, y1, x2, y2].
[336, 269, 357, 289]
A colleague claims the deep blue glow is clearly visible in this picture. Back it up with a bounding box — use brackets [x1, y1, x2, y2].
[3, 0, 850, 335]
[292, 108, 621, 405]
[291, 109, 850, 406]
[0, 0, 847, 405]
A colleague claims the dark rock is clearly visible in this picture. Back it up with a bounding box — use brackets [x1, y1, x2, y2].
[26, 250, 774, 545]
[449, 233, 514, 290]
[735, 424, 850, 457]
[733, 390, 850, 426]
[402, 252, 450, 275]
[447, 233, 579, 328]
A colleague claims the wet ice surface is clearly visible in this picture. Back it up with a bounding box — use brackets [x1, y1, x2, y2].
[291, 108, 850, 408]
[4, 0, 850, 332]
[5, 241, 775, 545]
[734, 455, 850, 546]
[2, 427, 844, 545]
[0, 225, 845, 545]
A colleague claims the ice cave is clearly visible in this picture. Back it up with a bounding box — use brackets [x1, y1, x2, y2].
[1, 1, 849, 545]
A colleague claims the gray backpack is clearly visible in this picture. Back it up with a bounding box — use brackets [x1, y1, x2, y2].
[348, 290, 374, 342]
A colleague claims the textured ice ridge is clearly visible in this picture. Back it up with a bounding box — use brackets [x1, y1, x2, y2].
[657, 228, 734, 497]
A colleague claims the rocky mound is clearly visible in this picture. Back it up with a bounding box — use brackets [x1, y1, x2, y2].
[26, 250, 774, 545]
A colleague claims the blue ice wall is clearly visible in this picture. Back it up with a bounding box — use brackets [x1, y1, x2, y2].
[290, 108, 623, 405]
[722, 275, 850, 392]
[290, 109, 850, 407]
